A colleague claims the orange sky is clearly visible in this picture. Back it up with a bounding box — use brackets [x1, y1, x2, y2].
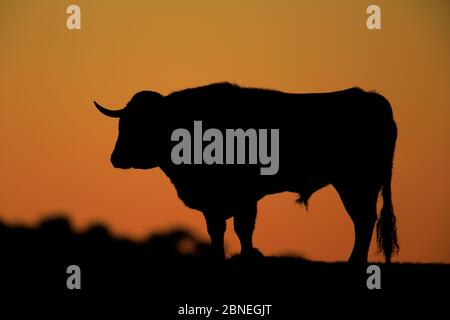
[1, 0, 449, 262]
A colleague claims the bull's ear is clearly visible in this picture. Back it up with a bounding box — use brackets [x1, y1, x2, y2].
[94, 101, 123, 118]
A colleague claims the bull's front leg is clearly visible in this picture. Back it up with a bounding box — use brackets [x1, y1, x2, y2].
[203, 213, 226, 260]
[234, 201, 262, 257]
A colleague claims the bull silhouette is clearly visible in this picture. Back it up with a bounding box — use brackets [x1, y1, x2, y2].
[95, 82, 398, 264]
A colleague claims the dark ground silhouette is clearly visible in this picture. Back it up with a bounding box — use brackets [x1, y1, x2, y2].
[0, 215, 447, 316]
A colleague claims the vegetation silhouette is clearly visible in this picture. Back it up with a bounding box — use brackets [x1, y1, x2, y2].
[95, 82, 398, 264]
[1, 216, 447, 292]
[0, 215, 448, 316]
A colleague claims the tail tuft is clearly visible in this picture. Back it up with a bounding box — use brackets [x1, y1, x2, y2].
[376, 185, 399, 263]
[376, 120, 399, 263]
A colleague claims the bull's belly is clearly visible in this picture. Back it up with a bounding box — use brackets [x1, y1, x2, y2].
[162, 165, 330, 216]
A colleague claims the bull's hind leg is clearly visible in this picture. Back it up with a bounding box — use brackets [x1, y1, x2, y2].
[334, 182, 379, 265]
[204, 213, 226, 259]
[234, 201, 262, 257]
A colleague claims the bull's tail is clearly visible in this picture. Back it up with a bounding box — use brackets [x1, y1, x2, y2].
[376, 121, 399, 264]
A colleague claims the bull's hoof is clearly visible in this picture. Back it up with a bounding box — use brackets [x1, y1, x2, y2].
[240, 247, 264, 258]
[208, 249, 226, 262]
[347, 257, 369, 275]
[209, 253, 225, 262]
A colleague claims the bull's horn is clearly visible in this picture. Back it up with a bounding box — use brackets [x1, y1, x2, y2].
[94, 101, 123, 118]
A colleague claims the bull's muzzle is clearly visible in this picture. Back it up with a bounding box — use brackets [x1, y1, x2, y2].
[110, 151, 131, 169]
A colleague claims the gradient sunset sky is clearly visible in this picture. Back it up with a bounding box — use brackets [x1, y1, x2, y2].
[1, 0, 449, 262]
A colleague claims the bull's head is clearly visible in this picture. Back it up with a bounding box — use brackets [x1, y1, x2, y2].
[94, 91, 165, 169]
